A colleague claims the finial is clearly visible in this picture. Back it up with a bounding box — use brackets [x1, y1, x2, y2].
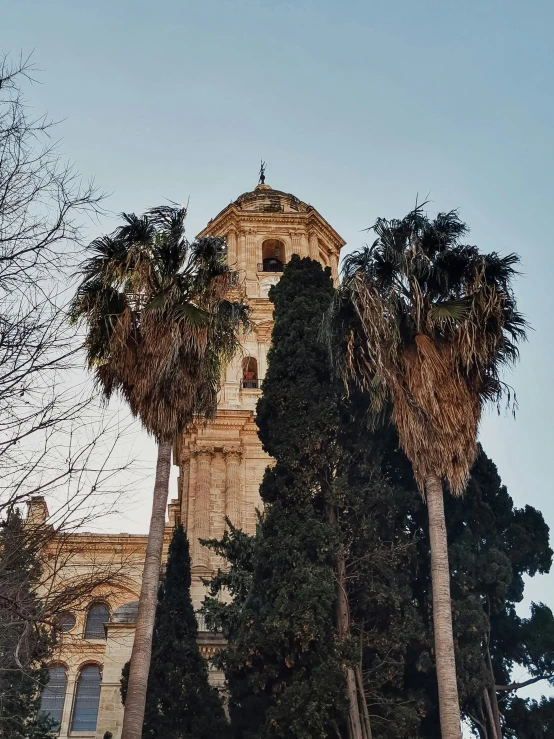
[259, 160, 266, 185]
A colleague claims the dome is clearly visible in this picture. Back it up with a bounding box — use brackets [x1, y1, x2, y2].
[233, 183, 311, 215]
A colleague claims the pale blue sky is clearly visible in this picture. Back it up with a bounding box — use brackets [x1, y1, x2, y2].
[4, 0, 554, 670]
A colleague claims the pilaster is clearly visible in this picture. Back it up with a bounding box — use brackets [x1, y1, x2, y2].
[245, 229, 257, 279]
[238, 231, 247, 275]
[223, 445, 243, 528]
[227, 228, 237, 269]
[291, 231, 302, 258]
[192, 445, 215, 569]
[179, 451, 191, 529]
[309, 230, 319, 260]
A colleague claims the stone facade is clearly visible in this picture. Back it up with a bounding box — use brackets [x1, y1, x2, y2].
[38, 182, 344, 738]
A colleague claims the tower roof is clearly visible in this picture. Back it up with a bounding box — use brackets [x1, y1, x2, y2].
[233, 182, 309, 214]
[197, 182, 345, 251]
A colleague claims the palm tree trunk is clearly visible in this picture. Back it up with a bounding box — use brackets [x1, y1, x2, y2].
[426, 472, 462, 739]
[121, 440, 172, 739]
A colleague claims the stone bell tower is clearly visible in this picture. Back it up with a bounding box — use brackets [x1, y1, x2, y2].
[173, 180, 345, 610]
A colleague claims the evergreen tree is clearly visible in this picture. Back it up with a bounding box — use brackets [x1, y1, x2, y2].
[503, 696, 554, 738]
[205, 423, 554, 738]
[202, 520, 256, 645]
[200, 255, 552, 737]
[122, 524, 229, 739]
[366, 435, 554, 738]
[0, 509, 56, 738]
[212, 256, 348, 739]
[335, 416, 431, 738]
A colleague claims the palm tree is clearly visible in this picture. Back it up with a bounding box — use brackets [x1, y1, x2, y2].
[327, 206, 526, 739]
[71, 206, 249, 739]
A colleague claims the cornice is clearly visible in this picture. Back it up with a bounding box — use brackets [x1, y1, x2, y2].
[197, 205, 345, 252]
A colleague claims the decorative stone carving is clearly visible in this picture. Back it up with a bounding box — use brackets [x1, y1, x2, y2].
[259, 275, 280, 298]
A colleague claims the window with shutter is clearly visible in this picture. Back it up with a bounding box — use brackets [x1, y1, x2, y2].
[39, 665, 67, 729]
[84, 603, 109, 639]
[71, 664, 101, 732]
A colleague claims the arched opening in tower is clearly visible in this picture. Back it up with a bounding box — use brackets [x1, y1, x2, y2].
[260, 239, 285, 272]
[241, 356, 259, 388]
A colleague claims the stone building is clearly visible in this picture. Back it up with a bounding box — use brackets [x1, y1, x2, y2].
[35, 181, 345, 739]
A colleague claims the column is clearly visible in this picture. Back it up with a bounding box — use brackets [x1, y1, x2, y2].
[223, 446, 243, 528]
[227, 228, 237, 269]
[309, 231, 319, 261]
[258, 339, 268, 380]
[179, 451, 190, 530]
[330, 253, 339, 285]
[238, 231, 247, 276]
[192, 446, 214, 569]
[300, 232, 310, 257]
[179, 449, 190, 531]
[284, 237, 292, 265]
[246, 230, 257, 279]
[60, 671, 76, 738]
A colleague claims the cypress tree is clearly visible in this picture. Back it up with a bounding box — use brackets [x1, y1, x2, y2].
[219, 256, 348, 738]
[0, 509, 56, 739]
[123, 524, 229, 739]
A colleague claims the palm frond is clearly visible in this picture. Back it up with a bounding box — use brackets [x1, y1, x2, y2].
[427, 297, 472, 328]
[73, 205, 250, 441]
[328, 202, 528, 496]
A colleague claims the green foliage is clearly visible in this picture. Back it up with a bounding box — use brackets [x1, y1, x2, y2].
[201, 255, 552, 737]
[131, 525, 229, 739]
[334, 417, 431, 738]
[207, 424, 554, 738]
[202, 519, 257, 644]
[206, 256, 347, 739]
[0, 510, 56, 738]
[503, 696, 554, 738]
[71, 206, 250, 442]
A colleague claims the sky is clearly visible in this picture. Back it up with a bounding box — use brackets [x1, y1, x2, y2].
[3, 0, 554, 699]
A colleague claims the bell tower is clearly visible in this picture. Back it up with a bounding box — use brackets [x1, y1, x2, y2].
[174, 180, 345, 610]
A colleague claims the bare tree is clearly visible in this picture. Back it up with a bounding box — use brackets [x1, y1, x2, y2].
[0, 53, 146, 733]
[0, 51, 111, 514]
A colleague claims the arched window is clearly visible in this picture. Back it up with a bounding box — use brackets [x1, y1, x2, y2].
[84, 602, 109, 639]
[242, 357, 258, 388]
[71, 664, 101, 732]
[260, 239, 285, 272]
[39, 665, 67, 728]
